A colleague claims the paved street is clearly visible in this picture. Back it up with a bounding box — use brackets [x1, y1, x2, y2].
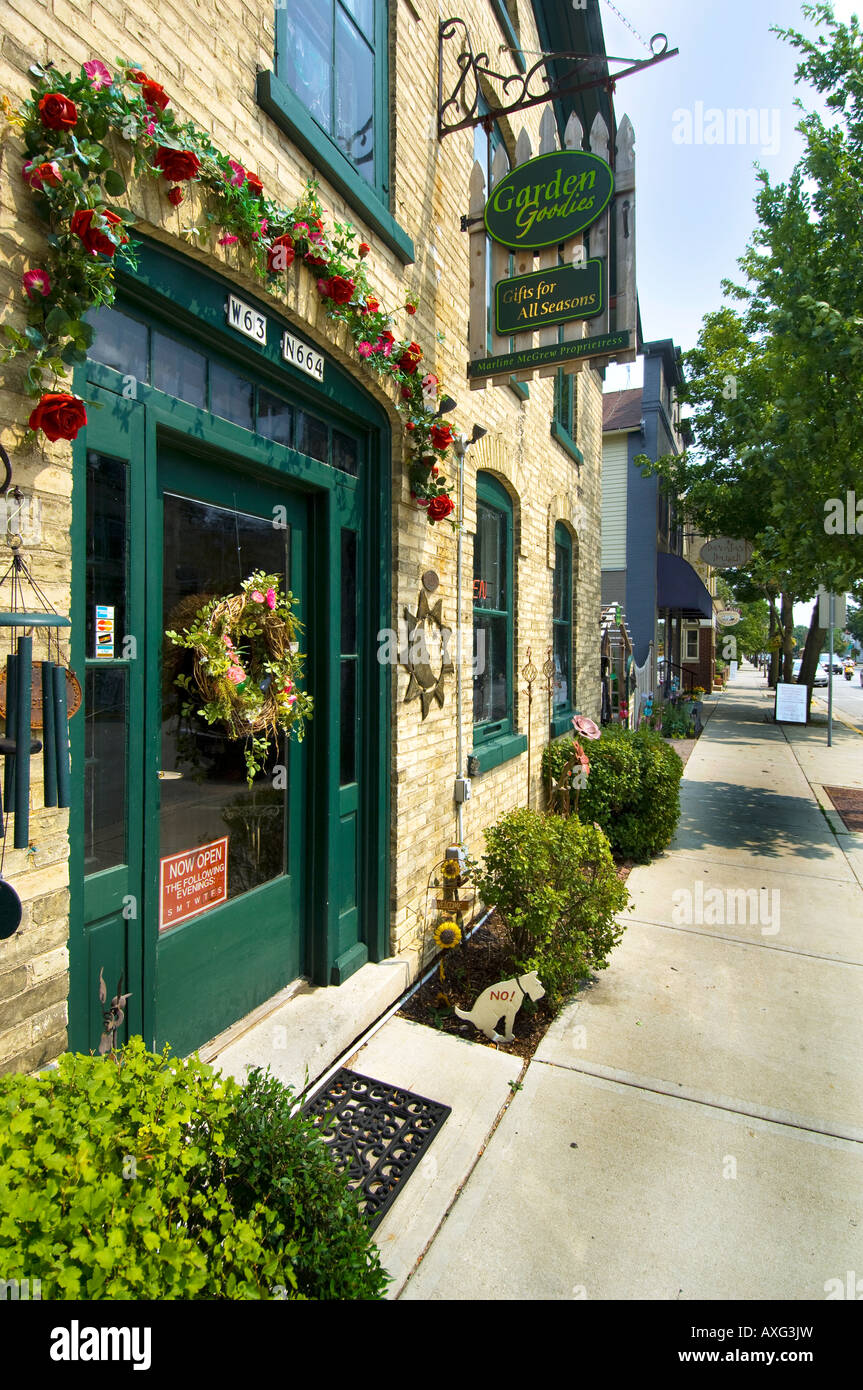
[368, 666, 863, 1300]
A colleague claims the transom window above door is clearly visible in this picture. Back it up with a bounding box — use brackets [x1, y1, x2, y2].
[87, 304, 361, 476]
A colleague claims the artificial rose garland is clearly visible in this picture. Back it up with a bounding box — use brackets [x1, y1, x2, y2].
[28, 392, 87, 441]
[4, 58, 456, 523]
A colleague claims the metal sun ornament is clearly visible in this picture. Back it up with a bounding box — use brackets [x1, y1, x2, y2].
[402, 575, 454, 719]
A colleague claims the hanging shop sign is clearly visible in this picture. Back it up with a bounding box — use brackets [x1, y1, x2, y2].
[716, 608, 742, 627]
[484, 150, 614, 249]
[494, 261, 603, 336]
[468, 330, 631, 381]
[226, 294, 267, 345]
[699, 537, 754, 568]
[159, 837, 228, 931]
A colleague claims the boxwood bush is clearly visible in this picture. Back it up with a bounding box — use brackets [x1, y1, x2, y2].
[475, 808, 630, 1011]
[0, 1039, 387, 1300]
[576, 726, 684, 861]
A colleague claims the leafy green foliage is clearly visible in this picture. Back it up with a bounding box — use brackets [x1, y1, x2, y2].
[0, 1040, 297, 1299]
[0, 1040, 388, 1300]
[213, 1068, 389, 1301]
[474, 808, 630, 1012]
[576, 727, 684, 863]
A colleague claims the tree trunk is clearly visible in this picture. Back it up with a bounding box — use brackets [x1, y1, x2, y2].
[767, 600, 779, 688]
[780, 592, 795, 683]
[797, 599, 826, 719]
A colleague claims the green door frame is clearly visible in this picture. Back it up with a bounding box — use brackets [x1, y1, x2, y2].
[68, 240, 392, 1054]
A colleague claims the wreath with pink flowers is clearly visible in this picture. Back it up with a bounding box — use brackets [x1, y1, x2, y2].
[2, 57, 456, 524]
[165, 572, 313, 783]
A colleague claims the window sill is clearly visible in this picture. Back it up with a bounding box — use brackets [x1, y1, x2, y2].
[550, 711, 576, 739]
[469, 731, 527, 774]
[551, 419, 584, 466]
[256, 70, 415, 266]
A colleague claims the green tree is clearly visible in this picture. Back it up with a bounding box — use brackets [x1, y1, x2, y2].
[640, 4, 863, 703]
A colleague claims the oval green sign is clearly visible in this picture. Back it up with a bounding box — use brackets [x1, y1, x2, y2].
[484, 150, 614, 249]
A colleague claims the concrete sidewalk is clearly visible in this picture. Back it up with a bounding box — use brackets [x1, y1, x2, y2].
[391, 665, 863, 1300]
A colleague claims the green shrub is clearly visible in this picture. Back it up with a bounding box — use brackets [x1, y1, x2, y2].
[0, 1039, 296, 1299]
[475, 808, 629, 1011]
[0, 1039, 388, 1300]
[213, 1067, 389, 1301]
[577, 725, 683, 862]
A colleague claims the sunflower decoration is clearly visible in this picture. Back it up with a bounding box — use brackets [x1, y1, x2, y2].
[434, 991, 451, 1010]
[441, 858, 461, 884]
[433, 919, 462, 984]
[433, 920, 462, 951]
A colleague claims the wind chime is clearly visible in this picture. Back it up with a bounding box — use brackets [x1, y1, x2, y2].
[0, 444, 74, 938]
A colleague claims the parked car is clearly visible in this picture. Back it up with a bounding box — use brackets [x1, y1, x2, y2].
[793, 658, 827, 686]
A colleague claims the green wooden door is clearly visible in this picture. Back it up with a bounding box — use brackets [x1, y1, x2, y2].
[152, 447, 308, 1054]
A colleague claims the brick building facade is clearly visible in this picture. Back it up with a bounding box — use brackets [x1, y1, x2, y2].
[0, 0, 627, 1072]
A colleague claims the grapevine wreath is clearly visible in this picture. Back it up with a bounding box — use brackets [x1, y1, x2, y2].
[166, 571, 313, 783]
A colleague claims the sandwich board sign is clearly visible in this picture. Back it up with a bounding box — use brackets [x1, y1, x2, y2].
[775, 681, 807, 724]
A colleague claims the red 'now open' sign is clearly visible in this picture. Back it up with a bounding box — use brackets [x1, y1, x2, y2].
[159, 837, 228, 931]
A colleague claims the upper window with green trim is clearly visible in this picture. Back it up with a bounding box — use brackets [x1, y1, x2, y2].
[277, 0, 385, 192]
[473, 473, 514, 742]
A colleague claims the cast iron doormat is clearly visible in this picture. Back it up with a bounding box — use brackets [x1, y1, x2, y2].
[824, 786, 863, 833]
[302, 1069, 451, 1230]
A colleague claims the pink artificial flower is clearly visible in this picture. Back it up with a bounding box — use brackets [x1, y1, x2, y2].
[572, 714, 601, 741]
[226, 665, 246, 685]
[283, 679, 294, 693]
[221, 633, 235, 647]
[357, 341, 373, 358]
[265, 588, 276, 610]
[228, 159, 245, 187]
[286, 694, 297, 706]
[22, 159, 62, 190]
[251, 590, 265, 604]
[144, 119, 156, 136]
[251, 217, 268, 241]
[83, 59, 113, 90]
[218, 234, 239, 246]
[22, 268, 51, 298]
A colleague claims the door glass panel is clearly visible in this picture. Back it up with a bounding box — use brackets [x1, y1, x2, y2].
[86, 452, 127, 655]
[87, 305, 149, 382]
[84, 664, 128, 874]
[295, 409, 328, 462]
[473, 613, 507, 724]
[332, 429, 359, 477]
[152, 331, 206, 407]
[160, 494, 290, 922]
[210, 363, 253, 430]
[257, 389, 294, 446]
[340, 660, 356, 786]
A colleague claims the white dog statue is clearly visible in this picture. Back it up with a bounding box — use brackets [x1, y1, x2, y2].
[454, 971, 545, 1043]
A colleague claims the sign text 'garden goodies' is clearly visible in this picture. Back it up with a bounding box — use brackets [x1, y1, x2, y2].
[2, 59, 455, 525]
[484, 150, 614, 249]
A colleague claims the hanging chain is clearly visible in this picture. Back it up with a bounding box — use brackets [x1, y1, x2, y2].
[600, 0, 654, 53]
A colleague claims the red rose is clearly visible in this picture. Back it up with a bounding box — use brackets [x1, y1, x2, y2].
[29, 392, 87, 442]
[267, 234, 295, 272]
[127, 68, 148, 83]
[406, 422, 415, 431]
[141, 79, 169, 110]
[304, 250, 328, 270]
[319, 274, 354, 305]
[38, 93, 77, 130]
[364, 297, 379, 313]
[245, 171, 263, 196]
[427, 494, 454, 522]
[398, 341, 422, 374]
[358, 242, 370, 258]
[430, 423, 454, 450]
[23, 160, 63, 190]
[70, 207, 128, 257]
[167, 185, 184, 206]
[152, 147, 200, 181]
[405, 302, 416, 315]
[400, 385, 412, 400]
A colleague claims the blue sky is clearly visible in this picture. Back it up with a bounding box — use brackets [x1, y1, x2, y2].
[599, 0, 858, 388]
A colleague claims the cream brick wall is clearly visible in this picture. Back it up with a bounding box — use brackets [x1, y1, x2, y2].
[0, 0, 606, 1066]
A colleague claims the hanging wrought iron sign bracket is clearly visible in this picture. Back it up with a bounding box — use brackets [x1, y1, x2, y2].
[438, 17, 678, 139]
